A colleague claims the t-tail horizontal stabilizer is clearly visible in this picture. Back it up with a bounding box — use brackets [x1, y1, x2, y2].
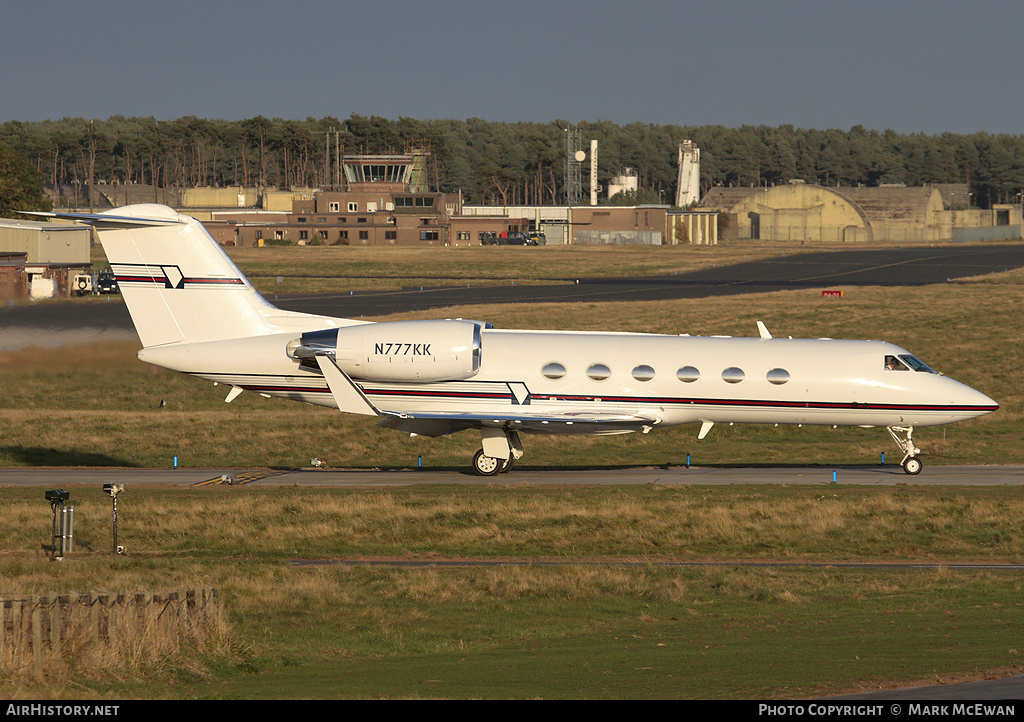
[23, 209, 185, 229]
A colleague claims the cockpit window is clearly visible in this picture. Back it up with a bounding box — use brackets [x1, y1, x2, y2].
[899, 354, 937, 374]
[884, 355, 908, 371]
[885, 354, 936, 373]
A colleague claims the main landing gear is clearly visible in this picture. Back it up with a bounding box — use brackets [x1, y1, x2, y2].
[472, 449, 514, 476]
[887, 426, 922, 475]
[472, 427, 523, 476]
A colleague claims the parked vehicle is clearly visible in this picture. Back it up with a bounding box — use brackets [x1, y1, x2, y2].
[72, 273, 95, 296]
[482, 231, 537, 246]
[97, 269, 119, 294]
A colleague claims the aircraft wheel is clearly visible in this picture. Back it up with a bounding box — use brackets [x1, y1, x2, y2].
[499, 456, 514, 474]
[472, 449, 501, 476]
[903, 457, 923, 475]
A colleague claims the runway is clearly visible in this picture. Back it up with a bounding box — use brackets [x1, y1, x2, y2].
[2, 463, 1024, 487]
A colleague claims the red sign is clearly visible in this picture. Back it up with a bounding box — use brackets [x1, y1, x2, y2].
[821, 290, 844, 297]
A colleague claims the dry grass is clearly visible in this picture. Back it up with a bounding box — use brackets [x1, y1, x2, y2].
[226, 243, 814, 294]
[226, 242, 798, 281]
[0, 589, 232, 687]
[3, 485, 1024, 564]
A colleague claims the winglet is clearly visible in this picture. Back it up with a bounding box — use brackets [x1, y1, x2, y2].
[757, 321, 772, 339]
[698, 420, 715, 439]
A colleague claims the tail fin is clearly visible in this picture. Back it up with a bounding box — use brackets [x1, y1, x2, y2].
[42, 204, 325, 347]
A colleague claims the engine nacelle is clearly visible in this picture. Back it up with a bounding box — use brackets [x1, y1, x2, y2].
[290, 319, 487, 382]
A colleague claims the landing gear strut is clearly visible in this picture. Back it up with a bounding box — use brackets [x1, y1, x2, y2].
[887, 426, 922, 475]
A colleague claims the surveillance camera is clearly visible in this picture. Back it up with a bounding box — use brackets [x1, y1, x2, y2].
[45, 489, 70, 504]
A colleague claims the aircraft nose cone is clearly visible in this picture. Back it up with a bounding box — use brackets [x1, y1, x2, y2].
[958, 384, 998, 417]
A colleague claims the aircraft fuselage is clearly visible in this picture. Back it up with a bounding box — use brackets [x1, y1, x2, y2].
[140, 326, 995, 432]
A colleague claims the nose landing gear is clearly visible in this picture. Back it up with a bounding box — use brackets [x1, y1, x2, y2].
[887, 426, 922, 475]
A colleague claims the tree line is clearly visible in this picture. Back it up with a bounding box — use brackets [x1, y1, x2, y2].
[2, 115, 1023, 209]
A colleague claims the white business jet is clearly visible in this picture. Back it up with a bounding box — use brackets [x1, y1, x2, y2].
[38, 204, 997, 476]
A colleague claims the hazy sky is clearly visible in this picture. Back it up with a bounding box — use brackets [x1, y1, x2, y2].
[2, 0, 1022, 135]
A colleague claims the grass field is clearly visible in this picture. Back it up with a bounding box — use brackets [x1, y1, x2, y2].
[2, 242, 1023, 699]
[2, 485, 1024, 699]
[223, 242, 808, 295]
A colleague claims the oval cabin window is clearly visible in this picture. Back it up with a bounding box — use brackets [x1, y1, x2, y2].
[722, 367, 745, 384]
[677, 366, 700, 383]
[542, 362, 566, 380]
[632, 365, 655, 382]
[587, 363, 611, 381]
[766, 368, 790, 385]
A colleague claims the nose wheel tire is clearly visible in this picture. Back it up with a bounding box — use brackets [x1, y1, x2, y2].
[902, 457, 923, 475]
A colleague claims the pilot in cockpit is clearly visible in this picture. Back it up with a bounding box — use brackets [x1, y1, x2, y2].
[885, 355, 907, 371]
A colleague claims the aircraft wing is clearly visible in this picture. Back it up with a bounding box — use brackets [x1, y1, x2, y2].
[376, 409, 662, 437]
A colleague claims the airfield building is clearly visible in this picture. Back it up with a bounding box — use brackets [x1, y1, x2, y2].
[0, 218, 92, 298]
[701, 183, 1022, 243]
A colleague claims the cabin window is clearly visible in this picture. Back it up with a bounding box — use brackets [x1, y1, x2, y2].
[766, 368, 790, 385]
[677, 366, 700, 383]
[632, 365, 655, 382]
[542, 362, 566, 380]
[587, 363, 611, 381]
[722, 367, 745, 384]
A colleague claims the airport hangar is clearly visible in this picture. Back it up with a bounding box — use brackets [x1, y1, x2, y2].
[701, 182, 1024, 244]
